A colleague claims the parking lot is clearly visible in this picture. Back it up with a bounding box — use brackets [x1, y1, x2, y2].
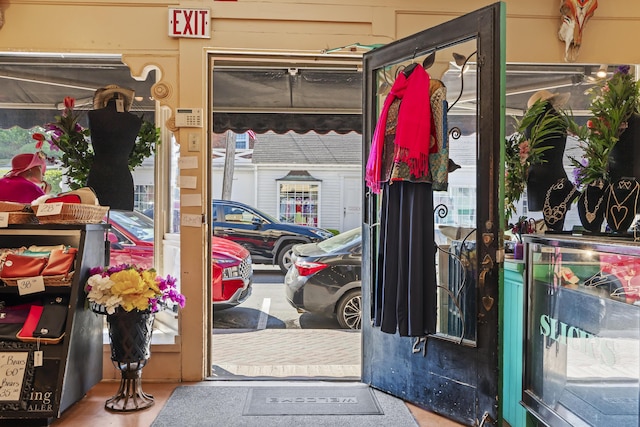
[211, 266, 362, 379]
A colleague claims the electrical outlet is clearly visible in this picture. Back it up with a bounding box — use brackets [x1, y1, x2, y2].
[188, 133, 200, 152]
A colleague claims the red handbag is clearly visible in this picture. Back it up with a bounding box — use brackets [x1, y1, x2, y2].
[0, 253, 48, 278]
[41, 247, 77, 276]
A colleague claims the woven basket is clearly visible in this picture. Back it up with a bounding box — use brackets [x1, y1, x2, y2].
[1, 272, 74, 287]
[7, 212, 38, 224]
[0, 202, 37, 224]
[33, 203, 108, 224]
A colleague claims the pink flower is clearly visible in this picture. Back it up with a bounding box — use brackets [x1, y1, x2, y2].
[518, 140, 530, 165]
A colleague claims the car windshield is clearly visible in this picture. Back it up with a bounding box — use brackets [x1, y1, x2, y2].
[317, 227, 361, 252]
[110, 210, 155, 242]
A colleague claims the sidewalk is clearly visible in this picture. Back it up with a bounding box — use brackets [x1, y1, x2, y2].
[211, 328, 361, 379]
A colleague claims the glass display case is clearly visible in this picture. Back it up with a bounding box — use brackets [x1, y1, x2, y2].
[522, 235, 639, 427]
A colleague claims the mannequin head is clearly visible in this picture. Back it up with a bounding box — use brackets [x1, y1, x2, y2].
[93, 84, 135, 111]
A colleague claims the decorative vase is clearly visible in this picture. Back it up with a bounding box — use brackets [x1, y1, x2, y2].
[605, 177, 640, 234]
[542, 178, 578, 232]
[105, 309, 155, 412]
[577, 181, 607, 233]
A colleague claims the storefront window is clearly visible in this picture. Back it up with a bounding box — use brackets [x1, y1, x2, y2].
[277, 174, 321, 226]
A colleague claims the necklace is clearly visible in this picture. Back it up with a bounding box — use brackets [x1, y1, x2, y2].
[607, 178, 639, 230]
[583, 185, 605, 224]
[543, 178, 578, 225]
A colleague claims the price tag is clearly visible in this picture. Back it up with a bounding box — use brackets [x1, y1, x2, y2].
[17, 276, 46, 296]
[34, 351, 43, 367]
[35, 202, 63, 216]
[0, 212, 8, 228]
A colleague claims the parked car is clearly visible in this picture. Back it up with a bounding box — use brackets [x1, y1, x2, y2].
[107, 209, 252, 309]
[284, 227, 362, 329]
[212, 199, 334, 273]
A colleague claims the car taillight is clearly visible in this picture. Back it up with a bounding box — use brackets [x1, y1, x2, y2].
[295, 260, 328, 276]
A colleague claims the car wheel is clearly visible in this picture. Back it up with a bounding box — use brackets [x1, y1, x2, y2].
[277, 243, 296, 274]
[336, 289, 362, 330]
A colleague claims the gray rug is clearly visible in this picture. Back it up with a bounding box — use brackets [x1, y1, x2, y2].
[151, 383, 419, 426]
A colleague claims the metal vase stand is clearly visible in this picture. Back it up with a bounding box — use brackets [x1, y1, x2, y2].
[105, 309, 155, 412]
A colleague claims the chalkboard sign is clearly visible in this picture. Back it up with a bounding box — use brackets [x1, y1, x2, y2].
[0, 342, 35, 411]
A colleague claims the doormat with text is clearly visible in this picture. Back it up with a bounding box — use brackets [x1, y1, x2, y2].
[243, 384, 383, 416]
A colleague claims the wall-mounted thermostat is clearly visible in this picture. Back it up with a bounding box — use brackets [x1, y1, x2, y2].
[175, 108, 203, 127]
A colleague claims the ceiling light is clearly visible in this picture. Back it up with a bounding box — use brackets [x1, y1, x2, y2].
[596, 64, 608, 79]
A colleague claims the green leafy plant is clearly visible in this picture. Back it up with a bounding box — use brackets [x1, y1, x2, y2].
[568, 65, 640, 188]
[504, 100, 569, 221]
[42, 96, 160, 189]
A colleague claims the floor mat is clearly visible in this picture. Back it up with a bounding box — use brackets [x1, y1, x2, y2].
[151, 382, 418, 427]
[243, 384, 382, 415]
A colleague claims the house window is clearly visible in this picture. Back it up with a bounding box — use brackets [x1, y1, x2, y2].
[278, 182, 320, 226]
[235, 132, 249, 149]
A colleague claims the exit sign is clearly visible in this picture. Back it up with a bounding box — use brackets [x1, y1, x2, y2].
[168, 8, 210, 39]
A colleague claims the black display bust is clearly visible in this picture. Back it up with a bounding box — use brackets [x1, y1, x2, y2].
[526, 104, 569, 211]
[87, 99, 142, 210]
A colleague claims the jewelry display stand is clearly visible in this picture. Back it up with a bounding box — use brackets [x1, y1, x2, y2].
[605, 177, 639, 234]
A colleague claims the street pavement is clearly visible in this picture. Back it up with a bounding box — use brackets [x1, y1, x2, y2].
[211, 266, 362, 379]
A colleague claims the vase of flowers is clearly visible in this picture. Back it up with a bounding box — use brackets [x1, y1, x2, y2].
[85, 264, 185, 412]
[509, 216, 534, 259]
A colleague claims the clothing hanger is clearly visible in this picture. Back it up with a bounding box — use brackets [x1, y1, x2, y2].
[402, 48, 420, 77]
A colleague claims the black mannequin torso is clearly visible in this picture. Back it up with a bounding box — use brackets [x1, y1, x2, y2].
[526, 104, 569, 211]
[87, 99, 142, 210]
[608, 113, 640, 183]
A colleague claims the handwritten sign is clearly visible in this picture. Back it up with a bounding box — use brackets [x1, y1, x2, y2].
[35, 203, 62, 217]
[0, 212, 8, 228]
[0, 352, 28, 402]
[17, 276, 45, 296]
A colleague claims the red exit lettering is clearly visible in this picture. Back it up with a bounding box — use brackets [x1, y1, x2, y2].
[169, 8, 210, 39]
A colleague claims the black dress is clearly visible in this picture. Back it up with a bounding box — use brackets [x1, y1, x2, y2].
[87, 100, 142, 210]
[372, 93, 438, 337]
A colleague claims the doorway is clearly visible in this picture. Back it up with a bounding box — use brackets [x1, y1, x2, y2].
[207, 51, 366, 381]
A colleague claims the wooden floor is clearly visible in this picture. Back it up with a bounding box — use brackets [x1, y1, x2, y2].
[51, 381, 464, 427]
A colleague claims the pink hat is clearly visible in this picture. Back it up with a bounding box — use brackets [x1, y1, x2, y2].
[6, 153, 47, 177]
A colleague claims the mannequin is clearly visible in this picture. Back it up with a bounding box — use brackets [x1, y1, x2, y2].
[87, 86, 142, 210]
[607, 112, 640, 183]
[525, 95, 570, 211]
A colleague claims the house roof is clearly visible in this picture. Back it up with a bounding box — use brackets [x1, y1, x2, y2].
[251, 131, 362, 165]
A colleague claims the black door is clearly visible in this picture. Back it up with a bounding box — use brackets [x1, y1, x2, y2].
[361, 3, 504, 425]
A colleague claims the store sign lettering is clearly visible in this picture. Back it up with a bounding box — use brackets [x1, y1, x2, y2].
[168, 8, 210, 39]
[539, 314, 615, 366]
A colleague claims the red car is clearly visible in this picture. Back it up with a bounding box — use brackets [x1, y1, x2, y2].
[107, 209, 252, 309]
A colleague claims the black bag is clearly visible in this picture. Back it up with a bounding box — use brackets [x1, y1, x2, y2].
[32, 301, 68, 339]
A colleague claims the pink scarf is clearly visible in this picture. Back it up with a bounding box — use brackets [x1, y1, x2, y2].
[365, 64, 433, 193]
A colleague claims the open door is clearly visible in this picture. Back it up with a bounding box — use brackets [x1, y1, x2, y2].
[361, 3, 505, 425]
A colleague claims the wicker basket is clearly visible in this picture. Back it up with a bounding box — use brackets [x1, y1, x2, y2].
[32, 203, 109, 224]
[1, 272, 74, 287]
[6, 211, 39, 224]
[0, 202, 38, 224]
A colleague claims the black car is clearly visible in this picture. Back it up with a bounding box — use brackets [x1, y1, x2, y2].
[212, 199, 333, 273]
[284, 227, 362, 329]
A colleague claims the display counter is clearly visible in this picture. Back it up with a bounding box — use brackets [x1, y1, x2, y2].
[522, 235, 639, 427]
